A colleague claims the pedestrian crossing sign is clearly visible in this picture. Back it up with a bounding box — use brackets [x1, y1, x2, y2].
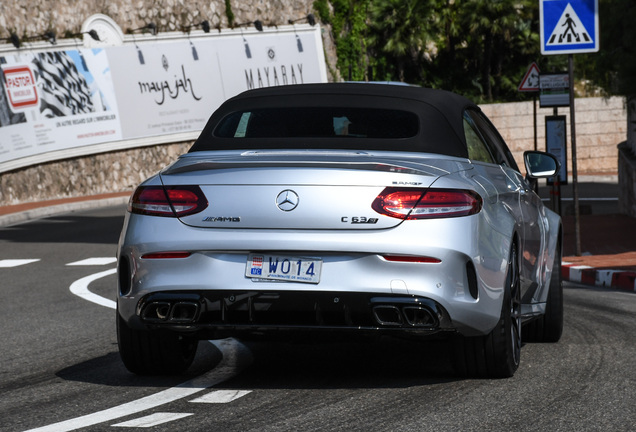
[540, 0, 599, 55]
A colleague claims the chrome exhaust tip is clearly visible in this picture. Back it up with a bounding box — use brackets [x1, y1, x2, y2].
[402, 306, 437, 328]
[372, 305, 404, 326]
[140, 300, 200, 323]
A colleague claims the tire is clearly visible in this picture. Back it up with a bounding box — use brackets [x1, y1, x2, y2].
[454, 246, 521, 378]
[117, 310, 198, 375]
[523, 238, 563, 343]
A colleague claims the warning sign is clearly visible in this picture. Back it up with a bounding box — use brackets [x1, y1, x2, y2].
[540, 0, 599, 55]
[518, 62, 540, 92]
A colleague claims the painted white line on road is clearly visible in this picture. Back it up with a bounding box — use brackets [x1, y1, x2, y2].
[67, 257, 117, 266]
[69, 268, 117, 309]
[111, 412, 193, 428]
[189, 389, 252, 404]
[0, 258, 40, 268]
[24, 338, 251, 432]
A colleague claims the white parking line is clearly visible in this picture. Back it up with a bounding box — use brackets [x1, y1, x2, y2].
[190, 389, 252, 404]
[24, 338, 250, 432]
[69, 269, 117, 309]
[111, 412, 193, 428]
[0, 258, 40, 268]
[66, 257, 117, 266]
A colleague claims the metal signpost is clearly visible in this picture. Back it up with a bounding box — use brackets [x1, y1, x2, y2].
[518, 62, 540, 152]
[539, 0, 600, 256]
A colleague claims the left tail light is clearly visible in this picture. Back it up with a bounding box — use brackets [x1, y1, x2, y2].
[372, 187, 482, 220]
[128, 185, 208, 217]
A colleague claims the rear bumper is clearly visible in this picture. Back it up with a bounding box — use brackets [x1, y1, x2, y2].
[122, 290, 454, 339]
[118, 212, 512, 337]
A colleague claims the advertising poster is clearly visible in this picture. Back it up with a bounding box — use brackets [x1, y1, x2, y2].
[106, 40, 223, 140]
[215, 28, 326, 97]
[0, 26, 327, 172]
[0, 49, 122, 164]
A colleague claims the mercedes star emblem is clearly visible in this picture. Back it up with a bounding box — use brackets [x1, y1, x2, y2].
[276, 190, 299, 211]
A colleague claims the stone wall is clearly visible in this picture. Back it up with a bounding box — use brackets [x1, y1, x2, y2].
[480, 96, 626, 178]
[0, 0, 316, 39]
[0, 142, 192, 205]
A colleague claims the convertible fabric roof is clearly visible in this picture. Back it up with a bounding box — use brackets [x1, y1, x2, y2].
[190, 83, 480, 158]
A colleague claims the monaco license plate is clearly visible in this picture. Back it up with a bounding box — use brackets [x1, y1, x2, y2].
[246, 254, 322, 284]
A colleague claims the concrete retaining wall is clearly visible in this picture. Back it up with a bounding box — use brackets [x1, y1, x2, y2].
[480, 96, 626, 177]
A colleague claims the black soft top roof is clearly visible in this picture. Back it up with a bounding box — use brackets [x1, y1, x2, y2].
[190, 83, 479, 158]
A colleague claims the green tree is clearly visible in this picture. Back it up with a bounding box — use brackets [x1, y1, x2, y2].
[458, 0, 537, 101]
[577, 0, 636, 98]
[366, 0, 439, 83]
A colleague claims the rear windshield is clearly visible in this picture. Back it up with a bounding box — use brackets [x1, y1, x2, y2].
[213, 107, 419, 139]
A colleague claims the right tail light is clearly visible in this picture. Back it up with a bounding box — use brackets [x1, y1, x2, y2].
[372, 188, 482, 220]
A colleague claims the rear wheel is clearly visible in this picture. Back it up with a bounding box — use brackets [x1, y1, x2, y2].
[454, 246, 521, 378]
[117, 310, 198, 375]
[523, 238, 563, 342]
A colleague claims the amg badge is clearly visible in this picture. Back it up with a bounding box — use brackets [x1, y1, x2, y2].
[202, 216, 241, 222]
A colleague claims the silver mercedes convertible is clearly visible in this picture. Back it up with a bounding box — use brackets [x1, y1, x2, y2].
[117, 83, 563, 378]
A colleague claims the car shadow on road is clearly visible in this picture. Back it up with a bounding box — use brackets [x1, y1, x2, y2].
[231, 336, 459, 389]
[55, 342, 225, 389]
[55, 337, 459, 390]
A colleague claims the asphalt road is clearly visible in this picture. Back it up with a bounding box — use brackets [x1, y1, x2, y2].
[1, 205, 635, 431]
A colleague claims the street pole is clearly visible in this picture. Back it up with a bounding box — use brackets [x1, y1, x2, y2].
[568, 54, 582, 256]
[533, 95, 538, 151]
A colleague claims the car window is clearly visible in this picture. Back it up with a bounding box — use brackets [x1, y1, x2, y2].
[214, 108, 420, 139]
[466, 109, 520, 171]
[463, 115, 496, 164]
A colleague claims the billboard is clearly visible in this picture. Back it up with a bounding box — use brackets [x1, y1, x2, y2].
[0, 26, 327, 173]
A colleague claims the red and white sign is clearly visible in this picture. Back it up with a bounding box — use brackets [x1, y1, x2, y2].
[518, 62, 540, 92]
[2, 66, 39, 110]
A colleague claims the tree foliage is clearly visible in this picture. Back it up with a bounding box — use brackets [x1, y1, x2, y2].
[576, 0, 636, 97]
[315, 0, 626, 102]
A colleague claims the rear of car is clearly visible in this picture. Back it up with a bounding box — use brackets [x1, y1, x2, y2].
[117, 83, 562, 378]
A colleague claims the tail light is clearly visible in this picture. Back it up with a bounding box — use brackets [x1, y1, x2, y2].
[128, 186, 208, 217]
[382, 255, 441, 263]
[372, 187, 482, 219]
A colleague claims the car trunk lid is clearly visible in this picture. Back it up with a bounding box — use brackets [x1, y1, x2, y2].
[160, 151, 468, 230]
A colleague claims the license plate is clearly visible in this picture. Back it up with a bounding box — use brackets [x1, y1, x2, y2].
[246, 254, 322, 284]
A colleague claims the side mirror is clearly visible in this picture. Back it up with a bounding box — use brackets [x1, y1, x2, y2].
[523, 151, 560, 179]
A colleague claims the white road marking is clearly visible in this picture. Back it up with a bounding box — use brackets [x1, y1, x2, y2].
[69, 268, 117, 309]
[24, 338, 251, 432]
[66, 257, 117, 266]
[111, 412, 193, 428]
[189, 389, 252, 404]
[0, 258, 40, 268]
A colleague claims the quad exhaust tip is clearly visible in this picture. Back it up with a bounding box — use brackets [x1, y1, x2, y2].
[141, 301, 200, 323]
[372, 305, 437, 328]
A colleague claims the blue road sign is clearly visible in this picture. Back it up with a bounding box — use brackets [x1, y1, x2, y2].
[540, 0, 599, 55]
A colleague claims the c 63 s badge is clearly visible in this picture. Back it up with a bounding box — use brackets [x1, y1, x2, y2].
[341, 216, 378, 224]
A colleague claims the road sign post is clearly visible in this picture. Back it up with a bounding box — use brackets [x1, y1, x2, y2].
[540, 0, 599, 256]
[518, 62, 540, 152]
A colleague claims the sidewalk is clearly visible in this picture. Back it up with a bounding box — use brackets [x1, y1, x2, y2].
[562, 213, 636, 291]
[0, 192, 131, 227]
[0, 191, 635, 291]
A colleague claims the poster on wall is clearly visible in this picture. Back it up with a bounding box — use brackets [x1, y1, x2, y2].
[0, 49, 122, 165]
[0, 25, 327, 173]
[215, 27, 325, 96]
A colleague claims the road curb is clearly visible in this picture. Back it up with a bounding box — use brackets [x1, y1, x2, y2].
[562, 262, 636, 291]
[0, 196, 129, 227]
